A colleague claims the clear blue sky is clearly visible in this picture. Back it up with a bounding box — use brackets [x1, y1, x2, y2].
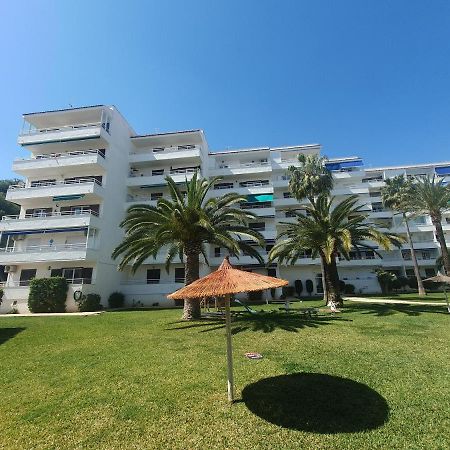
[1, 0, 449, 178]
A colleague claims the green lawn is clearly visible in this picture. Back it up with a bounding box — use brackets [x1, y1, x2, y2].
[0, 301, 449, 449]
[353, 292, 448, 302]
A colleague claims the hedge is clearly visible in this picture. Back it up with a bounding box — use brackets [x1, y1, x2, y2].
[28, 277, 68, 313]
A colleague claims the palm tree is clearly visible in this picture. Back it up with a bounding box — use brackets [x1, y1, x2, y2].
[113, 172, 264, 320]
[435, 248, 450, 273]
[269, 195, 403, 306]
[381, 175, 425, 296]
[411, 175, 450, 275]
[288, 153, 333, 202]
[288, 153, 333, 300]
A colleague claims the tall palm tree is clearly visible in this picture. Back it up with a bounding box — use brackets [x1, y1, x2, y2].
[411, 175, 450, 275]
[113, 173, 264, 320]
[288, 153, 333, 299]
[269, 195, 403, 306]
[288, 153, 333, 202]
[381, 175, 425, 296]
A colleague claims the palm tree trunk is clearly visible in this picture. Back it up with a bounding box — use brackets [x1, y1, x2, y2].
[404, 213, 426, 296]
[320, 258, 328, 304]
[182, 244, 202, 320]
[322, 255, 342, 307]
[431, 214, 450, 275]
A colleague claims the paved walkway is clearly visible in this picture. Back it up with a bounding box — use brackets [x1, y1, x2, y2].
[0, 311, 104, 317]
[345, 297, 447, 306]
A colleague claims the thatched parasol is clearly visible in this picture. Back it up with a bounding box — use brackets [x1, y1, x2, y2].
[168, 256, 288, 402]
[423, 273, 450, 313]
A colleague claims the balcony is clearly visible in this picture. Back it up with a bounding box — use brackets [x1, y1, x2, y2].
[13, 149, 106, 177]
[0, 242, 97, 264]
[240, 202, 276, 218]
[6, 178, 104, 204]
[332, 185, 369, 196]
[127, 168, 198, 187]
[0, 210, 99, 232]
[209, 161, 272, 177]
[129, 145, 201, 164]
[274, 196, 297, 207]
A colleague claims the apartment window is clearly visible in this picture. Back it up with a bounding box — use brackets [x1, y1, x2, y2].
[64, 175, 102, 185]
[372, 202, 383, 212]
[151, 192, 163, 201]
[239, 180, 269, 188]
[283, 192, 293, 199]
[178, 144, 195, 150]
[405, 269, 415, 277]
[214, 247, 221, 257]
[152, 147, 165, 153]
[19, 269, 36, 286]
[285, 210, 296, 218]
[369, 191, 382, 198]
[362, 176, 383, 183]
[214, 182, 234, 190]
[425, 268, 436, 278]
[25, 208, 53, 217]
[267, 268, 276, 277]
[249, 222, 265, 231]
[152, 169, 164, 176]
[147, 269, 161, 284]
[30, 179, 56, 187]
[175, 268, 185, 283]
[51, 267, 92, 284]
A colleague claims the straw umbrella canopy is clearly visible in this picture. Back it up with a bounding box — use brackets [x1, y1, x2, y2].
[423, 273, 450, 313]
[168, 256, 288, 402]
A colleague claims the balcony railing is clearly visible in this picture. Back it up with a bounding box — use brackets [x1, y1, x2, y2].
[20, 121, 102, 136]
[130, 145, 199, 156]
[216, 161, 270, 170]
[15, 149, 106, 161]
[8, 178, 102, 190]
[240, 202, 273, 210]
[2, 210, 99, 221]
[0, 243, 88, 254]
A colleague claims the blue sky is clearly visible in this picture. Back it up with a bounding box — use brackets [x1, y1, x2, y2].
[0, 0, 449, 178]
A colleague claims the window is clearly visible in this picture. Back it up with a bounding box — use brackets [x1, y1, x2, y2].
[152, 147, 165, 153]
[30, 179, 56, 187]
[25, 208, 52, 217]
[214, 182, 234, 190]
[19, 269, 36, 286]
[405, 269, 415, 277]
[214, 247, 221, 257]
[283, 192, 293, 199]
[175, 268, 185, 283]
[151, 192, 163, 201]
[266, 244, 274, 252]
[147, 269, 161, 284]
[425, 268, 436, 277]
[249, 222, 265, 231]
[239, 180, 269, 188]
[152, 169, 164, 176]
[51, 267, 92, 284]
[267, 268, 276, 277]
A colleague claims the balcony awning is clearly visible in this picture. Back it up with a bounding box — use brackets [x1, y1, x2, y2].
[435, 166, 450, 175]
[246, 194, 273, 203]
[52, 194, 85, 201]
[325, 160, 363, 171]
[2, 226, 88, 236]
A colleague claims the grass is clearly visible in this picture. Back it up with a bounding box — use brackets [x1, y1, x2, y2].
[0, 300, 449, 449]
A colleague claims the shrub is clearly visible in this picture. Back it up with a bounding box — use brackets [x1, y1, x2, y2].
[407, 277, 418, 290]
[305, 279, 314, 295]
[339, 280, 346, 292]
[248, 290, 263, 302]
[294, 280, 303, 297]
[344, 283, 355, 295]
[423, 280, 440, 291]
[375, 269, 396, 295]
[108, 291, 125, 308]
[392, 276, 409, 291]
[0, 288, 3, 306]
[76, 293, 102, 312]
[28, 277, 68, 313]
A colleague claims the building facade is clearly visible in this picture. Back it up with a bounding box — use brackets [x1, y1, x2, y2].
[0, 105, 449, 313]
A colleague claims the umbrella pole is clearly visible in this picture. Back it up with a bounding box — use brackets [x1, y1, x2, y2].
[225, 294, 234, 403]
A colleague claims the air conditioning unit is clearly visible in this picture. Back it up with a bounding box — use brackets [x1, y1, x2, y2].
[4, 265, 17, 273]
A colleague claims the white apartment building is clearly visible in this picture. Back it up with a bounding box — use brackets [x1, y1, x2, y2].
[0, 105, 449, 313]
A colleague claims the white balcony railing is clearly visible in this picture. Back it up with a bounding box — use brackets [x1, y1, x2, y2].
[216, 161, 270, 170]
[20, 122, 102, 136]
[4, 278, 94, 287]
[130, 145, 199, 156]
[0, 243, 88, 254]
[15, 149, 106, 162]
[1, 210, 99, 221]
[8, 178, 102, 190]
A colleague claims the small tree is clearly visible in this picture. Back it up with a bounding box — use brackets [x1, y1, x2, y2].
[76, 293, 102, 312]
[28, 277, 68, 313]
[305, 279, 314, 296]
[375, 269, 396, 295]
[294, 280, 303, 298]
[108, 291, 125, 308]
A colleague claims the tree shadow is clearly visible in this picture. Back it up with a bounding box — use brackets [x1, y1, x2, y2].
[344, 302, 448, 317]
[166, 312, 347, 334]
[0, 327, 25, 345]
[242, 373, 389, 433]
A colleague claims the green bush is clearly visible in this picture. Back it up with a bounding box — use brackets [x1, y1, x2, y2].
[375, 269, 396, 295]
[108, 291, 125, 308]
[305, 279, 314, 295]
[0, 288, 3, 306]
[76, 293, 102, 312]
[28, 277, 68, 313]
[344, 283, 355, 295]
[294, 280, 303, 297]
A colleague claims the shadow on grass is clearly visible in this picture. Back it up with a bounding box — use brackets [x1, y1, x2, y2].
[242, 373, 389, 433]
[0, 327, 25, 346]
[344, 302, 448, 317]
[166, 312, 347, 334]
